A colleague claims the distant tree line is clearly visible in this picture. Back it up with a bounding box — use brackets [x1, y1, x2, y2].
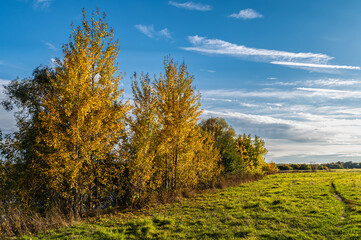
[0, 10, 276, 235]
[277, 161, 361, 171]
[277, 164, 323, 171]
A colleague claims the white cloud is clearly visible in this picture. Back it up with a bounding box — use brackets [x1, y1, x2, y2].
[203, 87, 361, 100]
[264, 81, 297, 86]
[310, 79, 361, 86]
[203, 109, 295, 126]
[168, 1, 212, 11]
[44, 42, 58, 51]
[271, 61, 360, 70]
[135, 25, 155, 38]
[203, 97, 233, 102]
[266, 78, 361, 87]
[266, 140, 361, 161]
[202, 98, 361, 161]
[202, 109, 319, 144]
[200, 79, 361, 163]
[200, 69, 216, 73]
[159, 28, 171, 39]
[267, 77, 277, 80]
[202, 88, 300, 99]
[183, 36, 359, 72]
[184, 35, 332, 62]
[240, 102, 259, 108]
[135, 24, 172, 40]
[297, 87, 361, 99]
[229, 9, 263, 19]
[33, 0, 52, 9]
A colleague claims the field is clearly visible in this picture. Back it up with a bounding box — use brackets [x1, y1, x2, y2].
[20, 171, 361, 239]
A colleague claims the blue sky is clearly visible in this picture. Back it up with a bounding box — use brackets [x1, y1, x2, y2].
[2, 0, 361, 163]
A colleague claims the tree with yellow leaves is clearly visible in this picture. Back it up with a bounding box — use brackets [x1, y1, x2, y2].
[126, 60, 221, 202]
[235, 134, 268, 175]
[37, 9, 128, 213]
[154, 57, 219, 190]
[194, 131, 222, 187]
[126, 73, 159, 204]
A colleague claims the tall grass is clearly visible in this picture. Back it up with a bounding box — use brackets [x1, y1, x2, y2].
[0, 203, 78, 238]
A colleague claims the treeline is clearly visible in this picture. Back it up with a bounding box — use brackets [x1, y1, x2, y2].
[278, 161, 361, 171]
[322, 161, 361, 169]
[277, 164, 327, 171]
[0, 10, 276, 236]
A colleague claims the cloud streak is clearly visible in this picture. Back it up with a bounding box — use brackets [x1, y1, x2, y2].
[183, 36, 359, 71]
[200, 69, 216, 73]
[271, 61, 360, 70]
[203, 109, 296, 126]
[135, 24, 172, 40]
[296, 87, 361, 99]
[184, 35, 332, 62]
[168, 1, 212, 11]
[311, 79, 361, 86]
[203, 87, 361, 100]
[229, 9, 263, 19]
[44, 42, 58, 51]
[33, 0, 52, 10]
[267, 78, 361, 87]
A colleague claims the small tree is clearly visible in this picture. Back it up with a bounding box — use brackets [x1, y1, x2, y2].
[262, 162, 279, 174]
[235, 134, 268, 175]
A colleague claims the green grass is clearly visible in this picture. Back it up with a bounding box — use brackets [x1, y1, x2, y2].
[19, 170, 361, 239]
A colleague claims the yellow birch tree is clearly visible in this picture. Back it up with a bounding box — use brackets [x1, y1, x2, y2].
[235, 134, 268, 175]
[127, 73, 159, 204]
[37, 9, 128, 212]
[194, 131, 222, 187]
[154, 58, 203, 190]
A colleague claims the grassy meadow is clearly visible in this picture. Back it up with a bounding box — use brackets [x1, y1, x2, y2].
[17, 170, 361, 239]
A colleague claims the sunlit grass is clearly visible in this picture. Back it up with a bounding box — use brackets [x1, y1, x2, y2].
[20, 171, 361, 239]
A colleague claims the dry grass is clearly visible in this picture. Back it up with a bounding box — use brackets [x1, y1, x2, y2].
[0, 203, 79, 238]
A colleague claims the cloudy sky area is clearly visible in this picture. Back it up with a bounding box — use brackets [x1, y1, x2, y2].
[2, 0, 361, 163]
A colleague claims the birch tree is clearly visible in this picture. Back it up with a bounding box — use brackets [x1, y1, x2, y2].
[37, 9, 128, 212]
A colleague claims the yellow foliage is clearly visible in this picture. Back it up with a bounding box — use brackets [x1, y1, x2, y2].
[262, 162, 279, 174]
[36, 9, 128, 210]
[127, 73, 159, 203]
[195, 131, 223, 185]
[153, 57, 220, 190]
